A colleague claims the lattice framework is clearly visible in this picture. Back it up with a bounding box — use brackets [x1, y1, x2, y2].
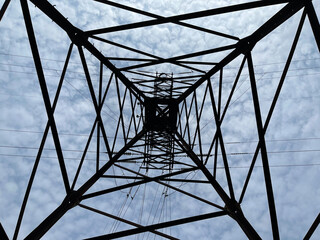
[0, 0, 320, 239]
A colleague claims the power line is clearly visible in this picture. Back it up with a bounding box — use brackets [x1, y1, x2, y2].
[2, 63, 320, 81]
[0, 52, 96, 67]
[0, 128, 95, 137]
[0, 62, 98, 76]
[1, 148, 319, 158]
[0, 145, 96, 153]
[1, 144, 320, 154]
[0, 153, 319, 169]
[0, 128, 319, 143]
[1, 52, 319, 68]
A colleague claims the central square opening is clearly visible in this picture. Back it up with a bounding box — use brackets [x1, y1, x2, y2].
[144, 98, 178, 132]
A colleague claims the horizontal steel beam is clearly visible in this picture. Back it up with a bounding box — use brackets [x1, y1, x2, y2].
[86, 0, 290, 35]
[102, 175, 210, 183]
[81, 166, 197, 200]
[178, 0, 310, 103]
[30, 0, 146, 103]
[175, 132, 262, 239]
[79, 204, 179, 240]
[24, 130, 145, 240]
[84, 211, 227, 239]
[94, 0, 239, 40]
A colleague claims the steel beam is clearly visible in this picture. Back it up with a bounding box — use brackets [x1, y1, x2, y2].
[120, 44, 236, 71]
[13, 43, 73, 240]
[21, 0, 71, 194]
[175, 133, 262, 239]
[304, 213, 320, 240]
[91, 36, 204, 73]
[178, 0, 309, 104]
[24, 130, 145, 240]
[86, 0, 290, 35]
[102, 175, 210, 183]
[84, 211, 228, 240]
[0, 223, 9, 240]
[81, 167, 198, 200]
[207, 77, 235, 200]
[204, 56, 246, 169]
[29, 0, 145, 104]
[96, 62, 103, 172]
[239, 9, 306, 204]
[115, 164, 223, 209]
[247, 53, 279, 239]
[94, 0, 239, 40]
[8, 0, 317, 239]
[71, 73, 114, 190]
[0, 0, 11, 21]
[79, 204, 179, 240]
[306, 1, 320, 52]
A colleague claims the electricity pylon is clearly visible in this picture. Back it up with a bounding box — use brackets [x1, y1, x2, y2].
[1, 0, 320, 239]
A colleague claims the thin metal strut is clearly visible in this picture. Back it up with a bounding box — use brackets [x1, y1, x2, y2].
[4, 0, 318, 239]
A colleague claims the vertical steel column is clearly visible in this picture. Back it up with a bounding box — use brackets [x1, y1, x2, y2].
[24, 130, 145, 240]
[0, 223, 9, 240]
[207, 79, 235, 200]
[20, 0, 71, 194]
[175, 133, 262, 240]
[96, 61, 103, 172]
[0, 0, 11, 21]
[5, 0, 318, 239]
[13, 43, 73, 240]
[247, 53, 280, 239]
[239, 9, 306, 204]
[306, 2, 320, 51]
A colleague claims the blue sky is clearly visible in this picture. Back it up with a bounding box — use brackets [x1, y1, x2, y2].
[0, 0, 320, 239]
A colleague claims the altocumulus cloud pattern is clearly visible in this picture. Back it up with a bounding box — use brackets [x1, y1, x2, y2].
[0, 0, 320, 239]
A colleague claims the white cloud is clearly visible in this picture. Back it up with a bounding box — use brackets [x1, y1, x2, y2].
[0, 0, 319, 239]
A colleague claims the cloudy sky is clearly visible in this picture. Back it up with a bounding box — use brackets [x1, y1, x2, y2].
[0, 0, 320, 239]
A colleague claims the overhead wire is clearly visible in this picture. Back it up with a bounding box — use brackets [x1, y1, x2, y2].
[1, 54, 320, 87]
[0, 52, 96, 66]
[1, 2, 319, 237]
[186, 60, 320, 145]
[0, 135, 320, 155]
[0, 128, 129, 139]
[142, 180, 160, 240]
[109, 162, 146, 233]
[0, 54, 318, 139]
[1, 52, 320, 68]
[1, 153, 320, 168]
[145, 184, 167, 240]
[136, 181, 147, 240]
[0, 53, 140, 133]
[1, 53, 320, 231]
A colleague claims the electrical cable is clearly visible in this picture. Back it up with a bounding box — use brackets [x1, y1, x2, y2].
[1, 153, 320, 169]
[1, 52, 319, 69]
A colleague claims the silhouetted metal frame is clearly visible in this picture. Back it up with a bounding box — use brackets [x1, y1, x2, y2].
[239, 9, 307, 204]
[78, 203, 179, 240]
[304, 213, 320, 240]
[0, 223, 9, 240]
[0, 0, 11, 21]
[84, 210, 228, 240]
[2, 0, 317, 239]
[247, 52, 280, 239]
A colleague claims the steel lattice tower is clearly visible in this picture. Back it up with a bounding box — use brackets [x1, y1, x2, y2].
[0, 0, 320, 239]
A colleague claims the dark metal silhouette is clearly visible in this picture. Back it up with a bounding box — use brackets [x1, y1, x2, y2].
[1, 0, 320, 239]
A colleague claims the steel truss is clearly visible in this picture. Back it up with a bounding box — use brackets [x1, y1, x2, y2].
[1, 0, 320, 239]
